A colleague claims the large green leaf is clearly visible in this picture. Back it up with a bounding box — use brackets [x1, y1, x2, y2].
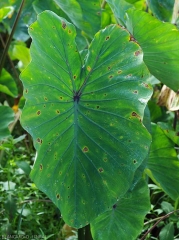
[147, 0, 175, 22]
[107, 0, 179, 91]
[146, 124, 179, 200]
[20, 11, 152, 227]
[90, 178, 150, 240]
[54, 0, 102, 38]
[0, 106, 14, 141]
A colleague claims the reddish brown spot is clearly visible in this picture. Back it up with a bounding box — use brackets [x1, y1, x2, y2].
[40, 164, 43, 170]
[62, 21, 66, 29]
[30, 27, 33, 30]
[87, 66, 91, 71]
[83, 146, 89, 152]
[129, 35, 136, 42]
[113, 204, 117, 209]
[117, 70, 122, 74]
[105, 36, 110, 41]
[132, 112, 137, 117]
[44, 97, 48, 101]
[98, 168, 104, 173]
[109, 75, 113, 79]
[143, 83, 149, 88]
[135, 50, 140, 56]
[56, 110, 60, 114]
[133, 90, 138, 94]
[37, 110, 41, 115]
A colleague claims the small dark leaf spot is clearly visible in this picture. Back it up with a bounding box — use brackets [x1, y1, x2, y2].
[56, 110, 60, 114]
[96, 106, 100, 109]
[37, 138, 42, 143]
[82, 174, 85, 178]
[82, 146, 89, 152]
[43, 105, 46, 108]
[109, 75, 113, 79]
[135, 50, 140, 56]
[68, 196, 70, 199]
[129, 35, 136, 42]
[97, 12, 101, 15]
[133, 90, 138, 94]
[37, 110, 41, 115]
[40, 164, 43, 170]
[59, 171, 62, 175]
[104, 93, 107, 96]
[56, 194, 60, 199]
[113, 204, 117, 209]
[108, 66, 111, 70]
[59, 96, 63, 100]
[103, 158, 107, 162]
[73, 75, 76, 79]
[98, 168, 104, 173]
[132, 112, 137, 117]
[133, 160, 137, 164]
[44, 97, 48, 101]
[126, 74, 132, 78]
[67, 186, 70, 189]
[117, 70, 122, 74]
[68, 30, 71, 34]
[52, 26, 55, 29]
[25, 89, 28, 93]
[143, 83, 149, 88]
[30, 27, 33, 30]
[48, 142, 51, 145]
[62, 21, 67, 29]
[106, 36, 110, 41]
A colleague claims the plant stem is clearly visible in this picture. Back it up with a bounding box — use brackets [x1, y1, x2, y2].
[141, 209, 179, 240]
[171, 0, 179, 24]
[85, 224, 93, 240]
[78, 227, 85, 240]
[101, 0, 106, 9]
[0, 0, 25, 75]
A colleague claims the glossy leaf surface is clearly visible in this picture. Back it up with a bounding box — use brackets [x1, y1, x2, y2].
[90, 178, 150, 240]
[0, 68, 18, 97]
[146, 124, 179, 200]
[20, 11, 152, 227]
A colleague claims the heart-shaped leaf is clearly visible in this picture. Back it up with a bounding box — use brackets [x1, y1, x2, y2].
[20, 11, 152, 227]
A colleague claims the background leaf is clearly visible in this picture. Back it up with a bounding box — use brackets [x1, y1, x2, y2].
[0, 105, 14, 141]
[0, 68, 18, 97]
[90, 178, 150, 240]
[159, 222, 174, 240]
[20, 11, 152, 227]
[146, 124, 179, 200]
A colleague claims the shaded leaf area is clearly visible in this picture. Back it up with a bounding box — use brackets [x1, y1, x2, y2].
[20, 11, 152, 227]
[0, 68, 18, 97]
[147, 0, 175, 22]
[0, 106, 14, 141]
[159, 222, 174, 240]
[54, 0, 102, 38]
[90, 178, 150, 240]
[146, 124, 179, 200]
[107, 0, 179, 91]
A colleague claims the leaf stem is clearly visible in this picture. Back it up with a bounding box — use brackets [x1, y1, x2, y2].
[0, 0, 25, 75]
[141, 210, 179, 240]
[101, 0, 106, 9]
[171, 0, 179, 24]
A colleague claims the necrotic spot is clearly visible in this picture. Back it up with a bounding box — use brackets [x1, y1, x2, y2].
[37, 110, 41, 115]
[40, 164, 43, 170]
[62, 21, 67, 29]
[56, 194, 60, 199]
[98, 168, 104, 173]
[82, 146, 89, 152]
[105, 36, 110, 40]
[56, 110, 60, 114]
[135, 50, 140, 56]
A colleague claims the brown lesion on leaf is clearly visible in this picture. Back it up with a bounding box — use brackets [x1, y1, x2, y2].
[133, 159, 137, 164]
[117, 70, 122, 74]
[129, 35, 137, 42]
[98, 167, 104, 173]
[56, 194, 60, 199]
[40, 164, 43, 171]
[133, 90, 138, 94]
[87, 66, 91, 71]
[37, 110, 41, 116]
[37, 138, 42, 144]
[134, 50, 141, 56]
[105, 36, 110, 41]
[62, 21, 67, 29]
[44, 97, 48, 101]
[56, 110, 60, 114]
[25, 89, 28, 94]
[59, 96, 63, 100]
[82, 146, 89, 152]
[131, 112, 142, 122]
[68, 30, 72, 34]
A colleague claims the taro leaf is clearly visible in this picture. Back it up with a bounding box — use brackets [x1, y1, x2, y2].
[107, 0, 179, 92]
[159, 222, 174, 240]
[0, 68, 18, 97]
[90, 178, 150, 240]
[20, 11, 152, 227]
[0, 106, 14, 141]
[0, 6, 14, 22]
[146, 124, 179, 200]
[54, 0, 102, 38]
[147, 0, 175, 22]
